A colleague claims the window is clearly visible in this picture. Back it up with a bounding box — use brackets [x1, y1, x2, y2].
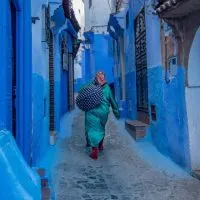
[166, 56, 177, 80]
[89, 0, 92, 8]
[41, 5, 50, 45]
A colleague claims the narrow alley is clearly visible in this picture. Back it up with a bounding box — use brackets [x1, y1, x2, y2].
[50, 111, 200, 200]
[2, 0, 200, 199]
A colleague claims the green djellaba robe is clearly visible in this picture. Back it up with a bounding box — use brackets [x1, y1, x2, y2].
[84, 82, 120, 148]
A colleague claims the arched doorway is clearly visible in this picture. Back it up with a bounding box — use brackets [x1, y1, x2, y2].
[10, 1, 17, 139]
[186, 26, 200, 170]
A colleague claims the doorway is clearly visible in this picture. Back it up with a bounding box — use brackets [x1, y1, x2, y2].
[134, 7, 149, 123]
[10, 1, 17, 138]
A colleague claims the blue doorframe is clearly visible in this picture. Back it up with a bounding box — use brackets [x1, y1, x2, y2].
[0, 0, 32, 164]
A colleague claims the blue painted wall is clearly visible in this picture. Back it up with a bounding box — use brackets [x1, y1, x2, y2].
[32, 1, 52, 166]
[84, 33, 114, 84]
[32, 73, 50, 166]
[0, 0, 32, 163]
[93, 34, 114, 83]
[124, 6, 137, 120]
[0, 0, 41, 198]
[52, 11, 77, 136]
[130, 0, 190, 170]
[84, 48, 92, 82]
[75, 78, 84, 92]
[32, 3, 78, 165]
[0, 130, 41, 200]
[109, 8, 137, 119]
[108, 0, 191, 170]
[54, 31, 73, 132]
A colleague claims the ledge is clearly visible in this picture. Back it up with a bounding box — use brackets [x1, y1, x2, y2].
[154, 0, 200, 18]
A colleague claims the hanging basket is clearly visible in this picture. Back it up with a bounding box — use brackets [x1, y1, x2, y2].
[76, 83, 103, 111]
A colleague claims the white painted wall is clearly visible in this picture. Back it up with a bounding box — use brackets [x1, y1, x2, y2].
[72, 0, 85, 79]
[188, 27, 200, 87]
[31, 0, 63, 146]
[84, 0, 112, 33]
[72, 0, 85, 38]
[186, 26, 200, 170]
[186, 87, 200, 170]
[110, 0, 117, 13]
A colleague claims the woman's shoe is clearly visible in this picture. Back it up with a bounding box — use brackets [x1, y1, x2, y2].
[89, 147, 98, 160]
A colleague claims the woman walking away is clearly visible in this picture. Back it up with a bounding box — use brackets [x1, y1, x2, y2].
[85, 71, 120, 160]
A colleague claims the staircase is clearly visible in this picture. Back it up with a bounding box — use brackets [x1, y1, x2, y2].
[37, 169, 52, 200]
[125, 120, 148, 140]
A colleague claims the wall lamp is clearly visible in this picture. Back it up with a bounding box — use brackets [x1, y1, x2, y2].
[32, 17, 40, 24]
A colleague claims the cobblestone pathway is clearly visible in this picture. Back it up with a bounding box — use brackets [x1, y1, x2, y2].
[52, 111, 200, 200]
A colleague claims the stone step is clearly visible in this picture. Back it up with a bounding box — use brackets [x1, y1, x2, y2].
[125, 120, 148, 140]
[36, 168, 51, 200]
[42, 187, 51, 200]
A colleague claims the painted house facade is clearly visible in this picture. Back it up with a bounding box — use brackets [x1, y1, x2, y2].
[154, 0, 200, 172]
[108, 0, 130, 118]
[108, 0, 200, 172]
[82, 0, 115, 88]
[0, 0, 32, 165]
[0, 0, 79, 198]
[0, 0, 41, 199]
[32, 0, 80, 166]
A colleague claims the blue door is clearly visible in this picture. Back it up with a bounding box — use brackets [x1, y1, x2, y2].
[0, 0, 32, 164]
[6, 0, 17, 137]
[11, 1, 17, 138]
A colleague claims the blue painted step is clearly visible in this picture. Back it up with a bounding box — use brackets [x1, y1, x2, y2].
[125, 120, 148, 140]
[0, 130, 41, 200]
